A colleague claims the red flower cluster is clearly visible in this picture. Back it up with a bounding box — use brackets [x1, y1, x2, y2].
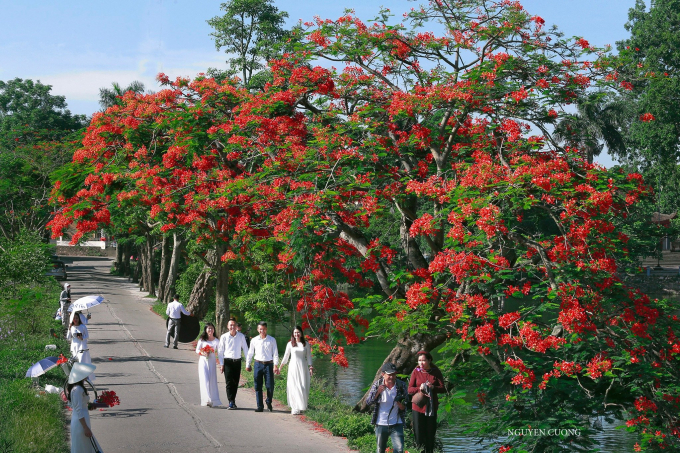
[96, 390, 120, 408]
[200, 345, 215, 356]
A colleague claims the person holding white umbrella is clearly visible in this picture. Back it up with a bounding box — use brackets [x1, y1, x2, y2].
[65, 362, 103, 453]
[67, 312, 95, 381]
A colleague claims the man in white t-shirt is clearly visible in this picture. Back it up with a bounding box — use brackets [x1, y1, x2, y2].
[365, 362, 407, 453]
[164, 294, 190, 349]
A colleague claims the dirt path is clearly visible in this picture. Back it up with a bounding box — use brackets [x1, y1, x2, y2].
[63, 257, 349, 453]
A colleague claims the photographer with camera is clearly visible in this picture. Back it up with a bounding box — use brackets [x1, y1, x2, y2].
[365, 362, 408, 453]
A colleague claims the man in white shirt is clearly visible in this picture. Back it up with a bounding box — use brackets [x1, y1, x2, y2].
[245, 321, 279, 412]
[365, 362, 407, 453]
[218, 317, 249, 409]
[164, 294, 191, 349]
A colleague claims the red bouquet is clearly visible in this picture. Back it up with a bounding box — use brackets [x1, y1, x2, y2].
[200, 344, 215, 356]
[90, 390, 121, 409]
[56, 354, 69, 365]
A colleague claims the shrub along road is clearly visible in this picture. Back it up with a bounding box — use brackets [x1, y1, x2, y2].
[65, 257, 349, 453]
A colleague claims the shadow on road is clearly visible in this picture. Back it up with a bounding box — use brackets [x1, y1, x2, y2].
[92, 356, 193, 365]
[100, 408, 151, 418]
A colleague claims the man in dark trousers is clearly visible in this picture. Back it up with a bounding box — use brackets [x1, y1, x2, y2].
[245, 321, 279, 412]
[164, 294, 190, 349]
[218, 318, 249, 409]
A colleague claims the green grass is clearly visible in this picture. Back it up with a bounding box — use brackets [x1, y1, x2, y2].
[0, 282, 70, 453]
[150, 299, 167, 319]
[241, 368, 421, 453]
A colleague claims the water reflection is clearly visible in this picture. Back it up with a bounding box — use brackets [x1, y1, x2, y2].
[264, 325, 637, 452]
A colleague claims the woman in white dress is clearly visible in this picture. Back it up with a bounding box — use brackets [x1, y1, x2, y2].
[195, 322, 222, 407]
[280, 326, 313, 415]
[68, 312, 95, 382]
[66, 362, 103, 453]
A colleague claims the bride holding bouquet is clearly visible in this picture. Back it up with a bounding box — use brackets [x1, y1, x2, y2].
[195, 323, 222, 407]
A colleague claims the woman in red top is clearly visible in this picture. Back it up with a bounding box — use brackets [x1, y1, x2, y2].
[408, 351, 445, 453]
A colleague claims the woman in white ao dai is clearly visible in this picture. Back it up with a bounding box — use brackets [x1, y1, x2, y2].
[195, 322, 222, 407]
[280, 326, 313, 414]
[68, 313, 95, 381]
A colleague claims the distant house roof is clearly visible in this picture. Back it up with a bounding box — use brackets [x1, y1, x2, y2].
[652, 212, 677, 227]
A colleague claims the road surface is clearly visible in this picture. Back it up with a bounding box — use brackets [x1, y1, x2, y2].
[62, 257, 349, 453]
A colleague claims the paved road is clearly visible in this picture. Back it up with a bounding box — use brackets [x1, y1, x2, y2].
[63, 257, 349, 453]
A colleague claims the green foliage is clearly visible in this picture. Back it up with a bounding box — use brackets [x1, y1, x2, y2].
[0, 78, 85, 148]
[231, 238, 290, 325]
[0, 230, 53, 296]
[0, 283, 69, 453]
[0, 78, 84, 239]
[615, 0, 680, 166]
[175, 260, 208, 305]
[0, 380, 69, 453]
[207, 0, 290, 88]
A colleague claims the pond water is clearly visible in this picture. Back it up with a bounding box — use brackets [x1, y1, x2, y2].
[264, 324, 638, 452]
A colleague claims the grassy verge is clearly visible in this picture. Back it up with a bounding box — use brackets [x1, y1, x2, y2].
[241, 368, 421, 453]
[0, 282, 70, 453]
[150, 299, 167, 319]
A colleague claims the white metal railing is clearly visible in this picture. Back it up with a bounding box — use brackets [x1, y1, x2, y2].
[54, 240, 107, 250]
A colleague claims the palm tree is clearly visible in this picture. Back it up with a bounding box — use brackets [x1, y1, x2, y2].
[553, 92, 629, 163]
[98, 81, 146, 110]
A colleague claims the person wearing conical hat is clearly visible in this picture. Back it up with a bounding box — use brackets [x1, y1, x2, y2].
[65, 363, 103, 452]
[60, 283, 71, 326]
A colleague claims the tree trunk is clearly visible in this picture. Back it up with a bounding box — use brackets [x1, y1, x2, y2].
[123, 243, 132, 278]
[354, 332, 448, 412]
[114, 242, 123, 274]
[185, 267, 214, 320]
[157, 235, 171, 303]
[214, 242, 230, 336]
[132, 245, 141, 284]
[143, 236, 156, 297]
[163, 233, 187, 303]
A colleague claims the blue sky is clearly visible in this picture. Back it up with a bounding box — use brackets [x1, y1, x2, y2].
[0, 0, 639, 166]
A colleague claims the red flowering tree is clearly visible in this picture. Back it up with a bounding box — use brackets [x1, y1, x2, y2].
[48, 76, 264, 334]
[47, 1, 680, 449]
[238, 0, 678, 450]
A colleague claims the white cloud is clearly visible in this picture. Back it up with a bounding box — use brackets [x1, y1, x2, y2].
[36, 71, 158, 102]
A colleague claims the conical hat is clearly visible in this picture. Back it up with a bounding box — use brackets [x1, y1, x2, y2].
[68, 362, 96, 384]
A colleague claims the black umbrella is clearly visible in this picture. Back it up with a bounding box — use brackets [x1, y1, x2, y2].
[166, 313, 200, 343]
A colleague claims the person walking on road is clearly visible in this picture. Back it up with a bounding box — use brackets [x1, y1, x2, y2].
[365, 362, 408, 453]
[60, 283, 71, 326]
[65, 362, 103, 453]
[245, 321, 279, 412]
[218, 317, 248, 409]
[67, 312, 95, 381]
[165, 294, 190, 349]
[279, 326, 313, 415]
[196, 322, 222, 408]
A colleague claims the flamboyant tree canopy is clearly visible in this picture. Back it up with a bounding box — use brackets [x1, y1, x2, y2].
[50, 1, 679, 451]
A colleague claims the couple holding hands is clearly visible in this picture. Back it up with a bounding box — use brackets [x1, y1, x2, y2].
[195, 318, 312, 414]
